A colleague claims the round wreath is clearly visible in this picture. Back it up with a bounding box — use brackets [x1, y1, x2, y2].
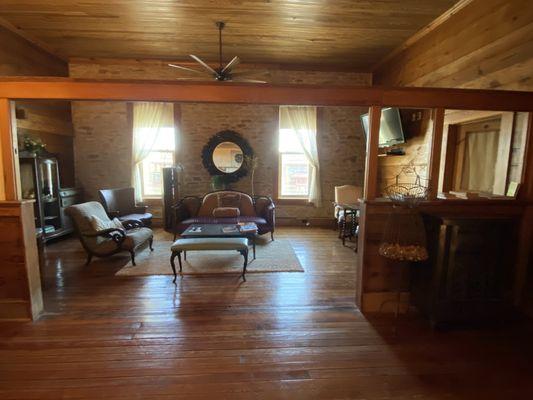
[201, 130, 254, 183]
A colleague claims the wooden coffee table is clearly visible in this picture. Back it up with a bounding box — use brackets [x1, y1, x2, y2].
[180, 223, 258, 259]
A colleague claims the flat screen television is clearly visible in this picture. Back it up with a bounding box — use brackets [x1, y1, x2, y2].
[360, 107, 405, 148]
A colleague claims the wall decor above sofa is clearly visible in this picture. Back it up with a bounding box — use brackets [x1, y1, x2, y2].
[201, 130, 254, 184]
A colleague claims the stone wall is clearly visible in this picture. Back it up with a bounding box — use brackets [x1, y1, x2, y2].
[69, 59, 371, 223]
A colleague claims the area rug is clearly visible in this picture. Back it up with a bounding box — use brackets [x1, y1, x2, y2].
[115, 234, 304, 276]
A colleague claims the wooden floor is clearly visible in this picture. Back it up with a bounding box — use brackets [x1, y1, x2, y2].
[0, 227, 532, 399]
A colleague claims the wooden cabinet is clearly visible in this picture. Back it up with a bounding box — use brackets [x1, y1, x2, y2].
[411, 214, 518, 328]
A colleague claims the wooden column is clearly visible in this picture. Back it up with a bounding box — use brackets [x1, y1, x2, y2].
[514, 112, 533, 307]
[427, 108, 445, 199]
[0, 201, 43, 320]
[363, 106, 381, 200]
[0, 98, 20, 200]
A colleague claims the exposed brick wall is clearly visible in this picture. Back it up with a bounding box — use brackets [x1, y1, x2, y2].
[70, 59, 371, 222]
[72, 101, 132, 199]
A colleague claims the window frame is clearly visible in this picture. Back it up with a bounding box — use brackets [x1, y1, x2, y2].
[277, 151, 310, 200]
[275, 106, 319, 205]
[130, 102, 180, 200]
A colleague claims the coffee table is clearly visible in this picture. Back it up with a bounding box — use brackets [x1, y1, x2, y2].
[180, 223, 258, 259]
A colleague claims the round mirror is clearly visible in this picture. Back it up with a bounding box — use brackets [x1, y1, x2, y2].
[212, 141, 244, 173]
[201, 130, 253, 183]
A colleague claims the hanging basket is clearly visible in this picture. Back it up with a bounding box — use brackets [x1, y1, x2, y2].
[379, 163, 429, 262]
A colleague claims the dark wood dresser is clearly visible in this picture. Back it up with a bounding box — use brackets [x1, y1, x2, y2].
[411, 213, 518, 328]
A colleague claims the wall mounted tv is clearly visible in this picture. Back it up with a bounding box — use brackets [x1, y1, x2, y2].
[360, 107, 405, 148]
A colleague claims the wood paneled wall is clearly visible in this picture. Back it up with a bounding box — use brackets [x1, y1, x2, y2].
[373, 0, 533, 91]
[16, 101, 75, 187]
[378, 109, 433, 194]
[0, 201, 42, 320]
[0, 25, 66, 77]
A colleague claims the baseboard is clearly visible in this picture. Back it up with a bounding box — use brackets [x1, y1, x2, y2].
[276, 217, 336, 229]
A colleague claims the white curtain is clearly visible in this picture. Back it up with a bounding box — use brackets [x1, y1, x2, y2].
[132, 102, 174, 202]
[280, 105, 321, 207]
[460, 131, 499, 193]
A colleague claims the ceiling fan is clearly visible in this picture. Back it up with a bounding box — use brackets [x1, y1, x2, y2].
[168, 21, 266, 83]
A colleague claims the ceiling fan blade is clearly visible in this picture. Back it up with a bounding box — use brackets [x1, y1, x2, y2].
[174, 77, 211, 81]
[221, 56, 240, 74]
[168, 63, 205, 74]
[229, 70, 267, 78]
[230, 78, 267, 84]
[190, 55, 219, 76]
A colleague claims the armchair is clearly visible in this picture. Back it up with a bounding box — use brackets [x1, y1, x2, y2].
[66, 201, 153, 265]
[98, 187, 152, 227]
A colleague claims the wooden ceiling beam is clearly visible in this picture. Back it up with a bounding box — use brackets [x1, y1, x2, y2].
[0, 78, 532, 112]
[0, 15, 67, 62]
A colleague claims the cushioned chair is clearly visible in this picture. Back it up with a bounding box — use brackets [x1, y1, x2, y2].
[172, 190, 275, 240]
[98, 187, 153, 227]
[66, 201, 154, 266]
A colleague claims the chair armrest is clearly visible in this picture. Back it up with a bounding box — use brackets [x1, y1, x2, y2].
[107, 210, 120, 219]
[172, 202, 191, 223]
[121, 219, 144, 230]
[258, 201, 275, 228]
[133, 205, 148, 214]
[82, 228, 126, 244]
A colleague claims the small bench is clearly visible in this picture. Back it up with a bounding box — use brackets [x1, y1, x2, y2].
[170, 237, 249, 282]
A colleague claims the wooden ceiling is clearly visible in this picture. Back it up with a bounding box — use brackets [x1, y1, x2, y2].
[0, 0, 459, 70]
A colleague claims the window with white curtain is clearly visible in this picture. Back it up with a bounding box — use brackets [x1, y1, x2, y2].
[139, 127, 175, 197]
[132, 102, 175, 200]
[278, 106, 320, 205]
[278, 128, 310, 198]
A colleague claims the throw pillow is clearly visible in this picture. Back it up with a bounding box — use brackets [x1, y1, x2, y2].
[89, 216, 124, 233]
[217, 193, 241, 208]
[212, 207, 240, 218]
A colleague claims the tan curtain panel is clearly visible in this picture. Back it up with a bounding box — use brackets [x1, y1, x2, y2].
[460, 130, 499, 193]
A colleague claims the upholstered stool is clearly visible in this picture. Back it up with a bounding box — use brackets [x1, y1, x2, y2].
[170, 238, 249, 282]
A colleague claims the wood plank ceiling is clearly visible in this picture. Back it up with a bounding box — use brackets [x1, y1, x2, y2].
[0, 0, 458, 70]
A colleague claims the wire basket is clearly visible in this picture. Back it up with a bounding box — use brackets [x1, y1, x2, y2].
[379, 163, 429, 262]
[382, 163, 429, 207]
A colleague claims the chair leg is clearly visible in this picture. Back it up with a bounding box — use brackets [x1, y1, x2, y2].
[177, 251, 183, 274]
[149, 237, 154, 251]
[271, 231, 274, 241]
[341, 219, 347, 246]
[85, 253, 93, 266]
[170, 252, 177, 283]
[130, 250, 136, 266]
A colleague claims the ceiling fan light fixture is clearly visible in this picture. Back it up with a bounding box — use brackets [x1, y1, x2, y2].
[168, 21, 266, 83]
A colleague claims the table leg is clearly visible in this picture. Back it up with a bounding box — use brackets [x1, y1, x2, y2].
[252, 236, 256, 259]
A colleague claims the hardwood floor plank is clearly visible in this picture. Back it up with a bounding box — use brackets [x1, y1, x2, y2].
[0, 227, 531, 398]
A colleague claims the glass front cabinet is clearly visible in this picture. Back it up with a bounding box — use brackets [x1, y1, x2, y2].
[19, 152, 76, 242]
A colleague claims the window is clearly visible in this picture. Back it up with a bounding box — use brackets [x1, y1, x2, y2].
[139, 127, 175, 197]
[278, 129, 310, 198]
[132, 102, 175, 200]
[278, 106, 318, 200]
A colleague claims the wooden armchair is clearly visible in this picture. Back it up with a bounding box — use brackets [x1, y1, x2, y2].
[98, 187, 153, 227]
[66, 201, 153, 265]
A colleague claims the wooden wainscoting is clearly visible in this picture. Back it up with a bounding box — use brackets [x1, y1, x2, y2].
[0, 200, 42, 320]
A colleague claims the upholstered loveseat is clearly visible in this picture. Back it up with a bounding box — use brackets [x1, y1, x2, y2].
[172, 190, 275, 240]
